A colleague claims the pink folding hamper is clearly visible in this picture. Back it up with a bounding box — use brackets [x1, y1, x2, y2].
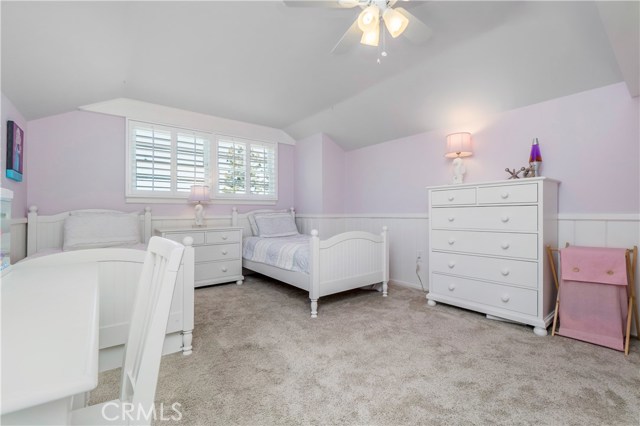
[546, 245, 638, 355]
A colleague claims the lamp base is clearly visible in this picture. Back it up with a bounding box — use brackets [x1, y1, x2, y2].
[194, 203, 204, 227]
[451, 156, 466, 184]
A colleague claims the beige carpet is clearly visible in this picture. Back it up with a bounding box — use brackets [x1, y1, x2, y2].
[90, 275, 640, 425]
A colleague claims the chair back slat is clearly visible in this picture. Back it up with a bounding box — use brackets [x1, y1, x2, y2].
[118, 237, 184, 417]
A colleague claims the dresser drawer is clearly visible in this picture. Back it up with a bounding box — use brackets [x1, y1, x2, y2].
[431, 252, 538, 288]
[206, 229, 240, 244]
[195, 243, 240, 263]
[163, 231, 205, 245]
[431, 229, 538, 260]
[477, 183, 538, 204]
[431, 206, 538, 232]
[432, 274, 537, 316]
[431, 188, 476, 206]
[195, 261, 242, 282]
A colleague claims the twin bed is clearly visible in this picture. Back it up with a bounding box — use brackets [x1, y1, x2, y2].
[18, 205, 388, 369]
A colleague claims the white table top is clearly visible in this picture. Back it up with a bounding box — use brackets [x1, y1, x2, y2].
[1, 263, 100, 415]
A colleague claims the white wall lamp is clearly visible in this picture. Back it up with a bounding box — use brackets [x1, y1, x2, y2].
[445, 132, 473, 184]
[188, 185, 210, 227]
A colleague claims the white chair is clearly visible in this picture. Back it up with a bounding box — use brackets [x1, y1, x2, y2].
[70, 237, 185, 426]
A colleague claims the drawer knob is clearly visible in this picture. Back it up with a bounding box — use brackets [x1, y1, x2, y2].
[448, 238, 456, 245]
[448, 195, 455, 201]
[448, 261, 455, 269]
[501, 242, 510, 250]
[221, 266, 228, 273]
[448, 216, 455, 222]
[448, 283, 456, 291]
[501, 268, 510, 276]
[500, 215, 510, 223]
[222, 250, 228, 255]
[500, 192, 510, 199]
[222, 235, 228, 240]
[501, 294, 510, 303]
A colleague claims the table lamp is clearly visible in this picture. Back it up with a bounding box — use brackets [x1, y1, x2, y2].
[188, 185, 210, 227]
[445, 132, 473, 184]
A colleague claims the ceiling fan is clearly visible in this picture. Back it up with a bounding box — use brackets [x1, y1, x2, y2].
[284, 0, 432, 54]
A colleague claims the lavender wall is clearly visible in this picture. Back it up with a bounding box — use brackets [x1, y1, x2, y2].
[345, 83, 639, 214]
[1, 93, 28, 218]
[27, 110, 295, 216]
[322, 134, 345, 214]
[294, 133, 323, 214]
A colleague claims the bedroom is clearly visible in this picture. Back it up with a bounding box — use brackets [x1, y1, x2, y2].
[1, 1, 639, 425]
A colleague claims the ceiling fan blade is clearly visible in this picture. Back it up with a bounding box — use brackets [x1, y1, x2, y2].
[395, 7, 432, 45]
[331, 19, 361, 54]
[282, 0, 360, 8]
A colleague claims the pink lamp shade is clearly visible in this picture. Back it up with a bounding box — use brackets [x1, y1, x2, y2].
[445, 132, 473, 158]
[188, 185, 210, 203]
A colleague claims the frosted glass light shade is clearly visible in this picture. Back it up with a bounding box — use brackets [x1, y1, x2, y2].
[383, 8, 409, 38]
[360, 24, 380, 46]
[445, 132, 473, 158]
[358, 5, 380, 32]
[188, 185, 210, 203]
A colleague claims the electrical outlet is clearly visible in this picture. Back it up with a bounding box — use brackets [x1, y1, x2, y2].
[416, 250, 424, 262]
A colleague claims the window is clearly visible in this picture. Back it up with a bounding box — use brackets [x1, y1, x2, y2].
[126, 120, 278, 203]
[214, 135, 277, 200]
[127, 121, 210, 198]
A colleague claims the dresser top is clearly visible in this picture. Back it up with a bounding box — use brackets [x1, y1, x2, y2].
[426, 176, 560, 191]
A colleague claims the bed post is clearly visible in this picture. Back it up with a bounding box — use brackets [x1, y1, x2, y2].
[231, 207, 238, 227]
[143, 207, 152, 243]
[181, 236, 195, 355]
[27, 206, 38, 256]
[309, 229, 320, 318]
[381, 226, 389, 297]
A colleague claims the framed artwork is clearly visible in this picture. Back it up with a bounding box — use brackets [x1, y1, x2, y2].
[6, 121, 24, 182]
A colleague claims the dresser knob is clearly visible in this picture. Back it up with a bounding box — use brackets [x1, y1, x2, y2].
[500, 216, 510, 223]
[501, 268, 510, 276]
[222, 235, 228, 240]
[448, 195, 455, 201]
[221, 266, 228, 273]
[501, 294, 510, 303]
[501, 242, 510, 250]
[448, 238, 456, 245]
[222, 250, 228, 255]
[448, 284, 456, 291]
[500, 192, 510, 199]
[448, 216, 455, 222]
[448, 261, 455, 269]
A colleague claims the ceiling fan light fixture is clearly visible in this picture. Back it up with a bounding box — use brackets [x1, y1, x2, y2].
[357, 5, 380, 32]
[360, 24, 380, 47]
[382, 7, 409, 38]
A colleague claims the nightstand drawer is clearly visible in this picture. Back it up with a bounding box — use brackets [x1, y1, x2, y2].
[431, 252, 538, 288]
[431, 229, 538, 260]
[432, 274, 537, 316]
[163, 231, 205, 245]
[195, 261, 242, 282]
[206, 230, 240, 244]
[431, 188, 476, 206]
[195, 243, 240, 262]
[431, 206, 538, 232]
[478, 183, 538, 204]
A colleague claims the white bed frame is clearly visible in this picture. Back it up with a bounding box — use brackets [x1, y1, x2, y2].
[22, 206, 195, 372]
[233, 208, 389, 317]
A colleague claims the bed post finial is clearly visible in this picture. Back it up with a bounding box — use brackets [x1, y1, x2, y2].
[231, 207, 238, 227]
[29, 205, 38, 213]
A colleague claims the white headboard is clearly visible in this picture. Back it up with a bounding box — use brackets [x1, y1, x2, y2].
[231, 207, 296, 237]
[26, 206, 153, 256]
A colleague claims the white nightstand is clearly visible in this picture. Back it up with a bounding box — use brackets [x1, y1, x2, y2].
[155, 226, 244, 287]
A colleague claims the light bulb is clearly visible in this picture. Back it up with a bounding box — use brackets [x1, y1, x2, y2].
[382, 8, 409, 38]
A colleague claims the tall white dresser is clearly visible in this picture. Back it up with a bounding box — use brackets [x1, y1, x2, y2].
[427, 177, 559, 335]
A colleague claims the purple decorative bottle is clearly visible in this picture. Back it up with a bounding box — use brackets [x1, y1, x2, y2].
[529, 138, 542, 177]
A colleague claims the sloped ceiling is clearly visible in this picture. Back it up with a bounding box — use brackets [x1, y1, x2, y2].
[1, 1, 634, 150]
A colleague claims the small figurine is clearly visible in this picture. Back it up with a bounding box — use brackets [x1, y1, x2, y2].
[505, 167, 526, 179]
[529, 138, 542, 177]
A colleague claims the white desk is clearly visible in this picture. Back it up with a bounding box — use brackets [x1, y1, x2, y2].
[1, 264, 100, 425]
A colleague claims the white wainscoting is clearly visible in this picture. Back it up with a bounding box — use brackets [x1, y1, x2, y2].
[10, 219, 27, 262]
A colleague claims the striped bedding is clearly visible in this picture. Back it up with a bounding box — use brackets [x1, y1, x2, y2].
[243, 234, 310, 274]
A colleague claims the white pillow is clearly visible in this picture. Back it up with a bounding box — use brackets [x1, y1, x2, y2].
[254, 212, 299, 238]
[247, 209, 288, 236]
[63, 212, 141, 251]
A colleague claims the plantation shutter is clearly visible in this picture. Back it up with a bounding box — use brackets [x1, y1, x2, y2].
[216, 137, 247, 194]
[132, 124, 172, 192]
[249, 143, 276, 195]
[176, 132, 209, 192]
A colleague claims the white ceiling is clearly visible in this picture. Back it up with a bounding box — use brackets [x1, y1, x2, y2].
[1, 1, 636, 150]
